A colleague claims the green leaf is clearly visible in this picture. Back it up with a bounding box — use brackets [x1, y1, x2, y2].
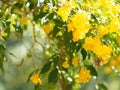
[50, 25, 60, 37]
[86, 66, 98, 76]
[47, 13, 54, 20]
[48, 68, 58, 83]
[0, 11, 4, 18]
[0, 58, 4, 73]
[0, 44, 5, 73]
[27, 71, 35, 83]
[90, 14, 99, 24]
[53, 19, 64, 27]
[76, 39, 85, 52]
[14, 2, 24, 8]
[53, 55, 59, 67]
[81, 48, 87, 60]
[97, 83, 108, 90]
[40, 61, 52, 74]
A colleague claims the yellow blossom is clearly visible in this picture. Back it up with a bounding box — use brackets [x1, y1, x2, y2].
[97, 25, 108, 38]
[116, 36, 120, 45]
[83, 37, 112, 64]
[72, 56, 79, 66]
[100, 0, 111, 10]
[110, 59, 116, 66]
[21, 16, 28, 26]
[42, 5, 49, 12]
[105, 66, 111, 73]
[30, 73, 42, 85]
[62, 58, 69, 68]
[109, 17, 119, 33]
[43, 22, 55, 35]
[67, 21, 74, 32]
[76, 67, 91, 83]
[83, 37, 101, 51]
[57, 1, 75, 21]
[109, 55, 120, 71]
[67, 12, 90, 42]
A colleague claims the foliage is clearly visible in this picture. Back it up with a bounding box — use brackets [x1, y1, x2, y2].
[0, 0, 120, 90]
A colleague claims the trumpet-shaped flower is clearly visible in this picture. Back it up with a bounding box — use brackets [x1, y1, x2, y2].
[83, 37, 112, 64]
[76, 67, 91, 83]
[62, 58, 69, 68]
[57, 0, 75, 21]
[30, 73, 42, 85]
[72, 56, 79, 66]
[67, 12, 91, 42]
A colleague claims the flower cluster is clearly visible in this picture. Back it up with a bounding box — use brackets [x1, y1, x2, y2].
[62, 58, 69, 68]
[67, 12, 91, 42]
[72, 56, 79, 66]
[21, 16, 28, 27]
[76, 67, 91, 83]
[57, 0, 75, 21]
[97, 17, 119, 38]
[83, 37, 112, 64]
[43, 22, 55, 35]
[30, 73, 42, 85]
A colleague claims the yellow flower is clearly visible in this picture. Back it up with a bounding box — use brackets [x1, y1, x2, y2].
[111, 4, 118, 14]
[72, 56, 79, 66]
[43, 22, 55, 35]
[110, 59, 116, 66]
[83, 37, 101, 51]
[42, 5, 49, 12]
[116, 35, 120, 43]
[109, 17, 119, 33]
[30, 72, 42, 85]
[105, 66, 111, 73]
[57, 1, 74, 21]
[97, 25, 108, 38]
[97, 45, 112, 64]
[67, 20, 74, 32]
[109, 55, 120, 71]
[76, 67, 91, 83]
[67, 12, 90, 42]
[62, 58, 69, 68]
[83, 37, 112, 64]
[21, 16, 28, 26]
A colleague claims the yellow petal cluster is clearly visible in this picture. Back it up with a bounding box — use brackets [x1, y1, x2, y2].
[72, 56, 79, 66]
[30, 73, 42, 85]
[97, 17, 119, 38]
[43, 22, 55, 35]
[21, 16, 28, 27]
[67, 12, 90, 42]
[109, 17, 119, 33]
[109, 55, 120, 71]
[104, 66, 111, 73]
[62, 58, 69, 68]
[76, 67, 91, 83]
[100, 0, 119, 15]
[97, 25, 109, 38]
[83, 37, 112, 64]
[57, 0, 75, 21]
